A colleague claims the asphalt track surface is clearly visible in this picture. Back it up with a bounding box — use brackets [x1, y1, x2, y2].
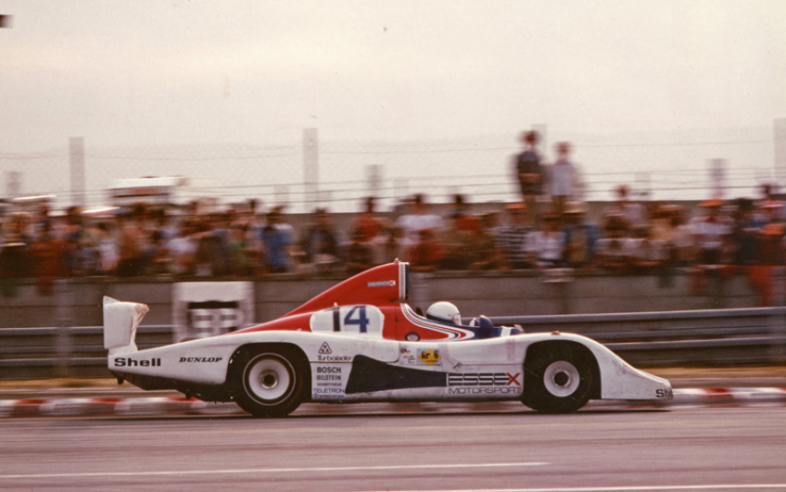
[2, 406, 785, 492]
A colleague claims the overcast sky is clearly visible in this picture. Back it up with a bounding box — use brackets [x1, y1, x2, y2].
[2, 0, 784, 152]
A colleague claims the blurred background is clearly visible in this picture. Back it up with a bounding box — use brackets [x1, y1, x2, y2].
[1, 1, 786, 380]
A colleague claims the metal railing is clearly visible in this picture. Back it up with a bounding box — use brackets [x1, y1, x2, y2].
[1, 308, 785, 380]
[490, 307, 786, 367]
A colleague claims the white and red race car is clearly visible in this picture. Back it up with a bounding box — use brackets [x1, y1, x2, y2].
[103, 261, 672, 417]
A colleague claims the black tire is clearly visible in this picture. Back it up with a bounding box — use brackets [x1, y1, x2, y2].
[522, 343, 595, 413]
[234, 348, 307, 418]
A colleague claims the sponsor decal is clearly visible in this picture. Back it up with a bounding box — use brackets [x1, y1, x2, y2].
[313, 388, 345, 395]
[179, 357, 223, 363]
[417, 348, 441, 366]
[186, 301, 244, 334]
[114, 357, 161, 367]
[399, 348, 417, 365]
[316, 342, 352, 362]
[316, 366, 343, 383]
[368, 280, 396, 288]
[447, 373, 521, 387]
[448, 387, 522, 395]
[172, 281, 253, 342]
[318, 354, 352, 362]
[656, 389, 673, 399]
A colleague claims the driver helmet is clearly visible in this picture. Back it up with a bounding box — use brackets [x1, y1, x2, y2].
[426, 301, 462, 325]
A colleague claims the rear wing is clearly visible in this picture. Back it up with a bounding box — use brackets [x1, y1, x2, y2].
[103, 297, 149, 356]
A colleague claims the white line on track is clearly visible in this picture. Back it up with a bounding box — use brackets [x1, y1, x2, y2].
[366, 486, 786, 492]
[0, 462, 547, 480]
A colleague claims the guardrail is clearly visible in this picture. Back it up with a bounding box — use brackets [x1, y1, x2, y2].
[2, 308, 785, 380]
[0, 326, 173, 380]
[490, 307, 786, 367]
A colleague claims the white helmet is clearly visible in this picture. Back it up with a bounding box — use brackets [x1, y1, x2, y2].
[426, 301, 461, 325]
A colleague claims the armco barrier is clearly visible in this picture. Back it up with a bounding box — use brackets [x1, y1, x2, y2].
[0, 326, 173, 380]
[489, 307, 786, 366]
[1, 308, 786, 380]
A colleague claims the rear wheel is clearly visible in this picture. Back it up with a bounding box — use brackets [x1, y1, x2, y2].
[234, 349, 307, 418]
[522, 344, 595, 413]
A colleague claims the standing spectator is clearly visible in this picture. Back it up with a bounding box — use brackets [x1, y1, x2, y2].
[690, 199, 733, 265]
[167, 220, 198, 276]
[30, 221, 65, 295]
[729, 199, 763, 267]
[689, 198, 733, 294]
[550, 142, 581, 216]
[300, 208, 341, 273]
[471, 212, 503, 271]
[228, 223, 253, 277]
[623, 227, 666, 274]
[525, 213, 566, 269]
[210, 213, 232, 276]
[650, 205, 685, 287]
[449, 194, 483, 234]
[0, 214, 32, 296]
[95, 222, 118, 275]
[379, 226, 403, 265]
[561, 202, 598, 269]
[62, 207, 87, 276]
[496, 203, 533, 269]
[408, 228, 444, 273]
[747, 201, 785, 305]
[604, 185, 647, 232]
[395, 194, 443, 258]
[261, 208, 294, 273]
[343, 228, 375, 275]
[147, 229, 171, 275]
[440, 210, 476, 270]
[351, 197, 390, 265]
[514, 130, 543, 224]
[595, 217, 630, 273]
[116, 207, 147, 277]
[352, 197, 387, 244]
[193, 216, 230, 277]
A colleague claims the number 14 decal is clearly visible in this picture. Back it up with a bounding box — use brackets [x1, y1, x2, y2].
[344, 305, 369, 333]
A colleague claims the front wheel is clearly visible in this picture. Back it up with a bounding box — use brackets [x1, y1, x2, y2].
[522, 344, 596, 413]
[234, 349, 307, 418]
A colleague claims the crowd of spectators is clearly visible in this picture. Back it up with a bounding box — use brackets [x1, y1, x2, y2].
[1, 132, 785, 306]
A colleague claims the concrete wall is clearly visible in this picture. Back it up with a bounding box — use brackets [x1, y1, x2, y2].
[0, 269, 770, 329]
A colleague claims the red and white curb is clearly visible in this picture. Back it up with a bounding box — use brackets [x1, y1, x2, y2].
[1, 389, 786, 418]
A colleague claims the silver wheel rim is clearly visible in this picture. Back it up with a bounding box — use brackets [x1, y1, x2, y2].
[245, 355, 293, 404]
[543, 360, 580, 397]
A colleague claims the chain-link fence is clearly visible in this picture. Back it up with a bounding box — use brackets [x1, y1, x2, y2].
[0, 124, 780, 214]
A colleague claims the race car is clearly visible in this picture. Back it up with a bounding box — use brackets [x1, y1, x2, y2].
[102, 262, 673, 417]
